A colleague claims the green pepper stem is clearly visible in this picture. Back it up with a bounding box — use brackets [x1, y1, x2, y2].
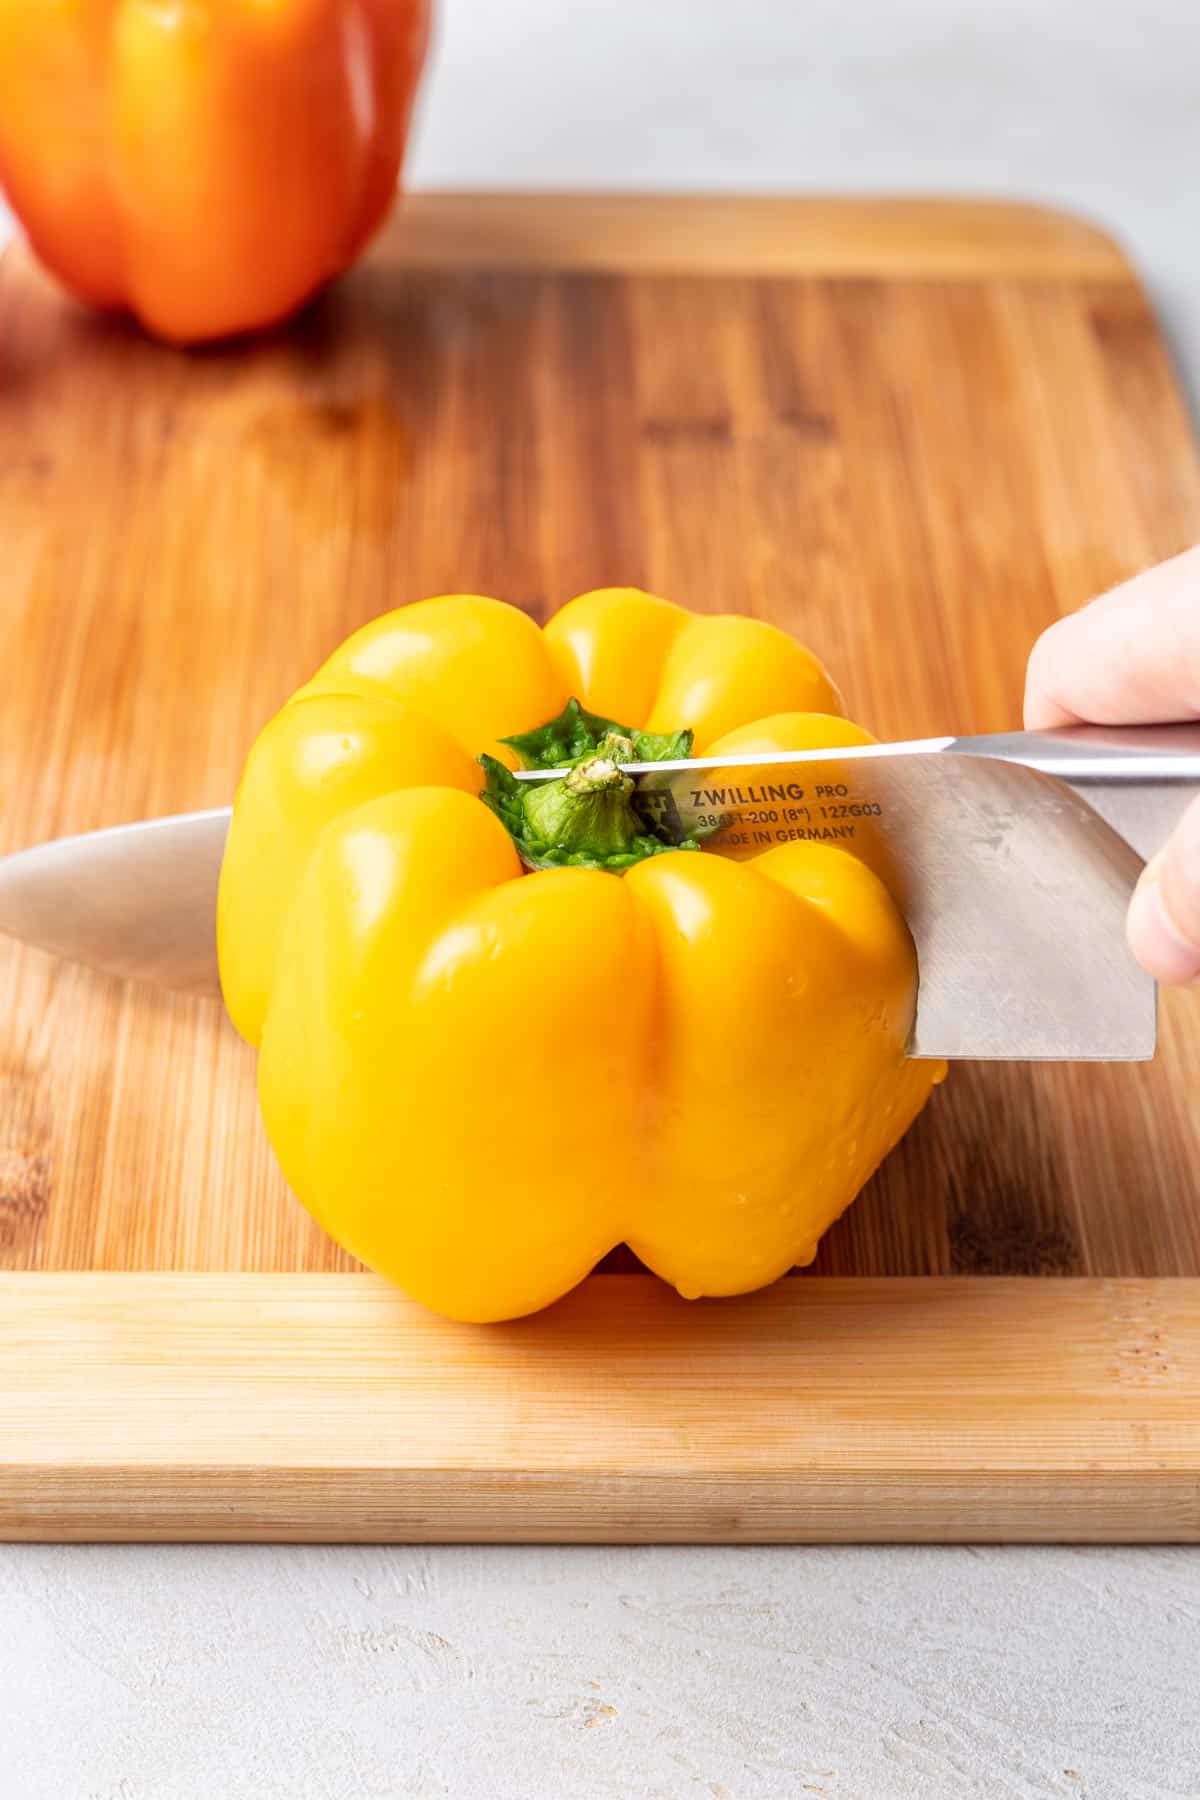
[478, 700, 701, 874]
[523, 751, 648, 861]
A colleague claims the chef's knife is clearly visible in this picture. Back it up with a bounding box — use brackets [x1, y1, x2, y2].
[0, 723, 1197, 1060]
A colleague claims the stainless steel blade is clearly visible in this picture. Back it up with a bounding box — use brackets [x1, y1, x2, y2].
[646, 749, 1150, 1060]
[0, 809, 230, 996]
[515, 723, 1200, 1061]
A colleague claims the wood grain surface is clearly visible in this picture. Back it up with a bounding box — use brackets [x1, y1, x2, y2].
[5, 1274, 1200, 1542]
[1, 193, 1199, 1540]
[1, 191, 1196, 1282]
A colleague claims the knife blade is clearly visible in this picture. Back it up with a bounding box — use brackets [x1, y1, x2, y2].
[515, 722, 1200, 1061]
[0, 724, 1196, 1060]
[0, 808, 230, 998]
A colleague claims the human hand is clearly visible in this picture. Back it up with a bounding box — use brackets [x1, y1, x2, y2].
[1024, 546, 1200, 987]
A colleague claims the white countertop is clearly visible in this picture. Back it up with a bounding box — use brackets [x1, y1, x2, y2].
[3, 3, 1199, 1794]
[5, 1544, 1199, 1799]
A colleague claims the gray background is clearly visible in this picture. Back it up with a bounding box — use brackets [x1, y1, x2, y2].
[3, 2, 1200, 1795]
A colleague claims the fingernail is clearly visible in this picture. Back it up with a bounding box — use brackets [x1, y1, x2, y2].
[1127, 858, 1200, 986]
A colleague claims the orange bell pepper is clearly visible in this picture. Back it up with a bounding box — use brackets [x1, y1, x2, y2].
[0, 0, 431, 343]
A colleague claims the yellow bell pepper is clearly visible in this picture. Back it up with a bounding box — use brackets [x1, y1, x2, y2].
[219, 589, 942, 1321]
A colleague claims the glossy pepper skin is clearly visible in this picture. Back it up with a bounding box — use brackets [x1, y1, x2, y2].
[0, 0, 430, 343]
[219, 590, 943, 1322]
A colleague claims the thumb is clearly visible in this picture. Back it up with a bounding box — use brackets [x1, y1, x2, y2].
[1126, 794, 1200, 985]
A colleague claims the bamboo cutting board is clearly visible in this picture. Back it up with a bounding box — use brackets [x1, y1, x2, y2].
[2, 193, 1200, 1542]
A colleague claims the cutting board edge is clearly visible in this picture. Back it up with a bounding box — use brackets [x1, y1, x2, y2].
[5, 1273, 1199, 1543]
[4, 1474, 1198, 1546]
[382, 190, 1135, 281]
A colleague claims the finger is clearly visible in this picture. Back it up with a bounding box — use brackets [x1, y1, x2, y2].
[1126, 793, 1200, 986]
[1024, 545, 1200, 730]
